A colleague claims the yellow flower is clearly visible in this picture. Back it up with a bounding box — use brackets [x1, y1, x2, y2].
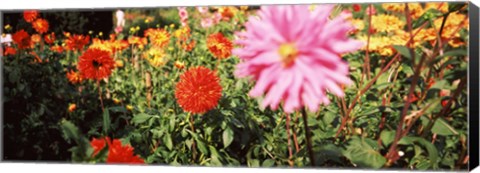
[448, 38, 465, 48]
[357, 35, 395, 56]
[145, 19, 150, 24]
[350, 19, 365, 31]
[382, 3, 424, 19]
[88, 30, 93, 35]
[135, 26, 140, 31]
[113, 98, 121, 104]
[145, 28, 171, 48]
[407, 3, 424, 19]
[4, 24, 11, 30]
[115, 60, 124, 68]
[126, 105, 133, 111]
[174, 60, 185, 69]
[143, 48, 167, 67]
[170, 24, 175, 28]
[371, 14, 405, 33]
[425, 2, 449, 13]
[240, 6, 248, 11]
[382, 3, 405, 12]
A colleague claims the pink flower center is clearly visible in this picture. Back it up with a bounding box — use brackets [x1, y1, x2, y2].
[278, 43, 298, 68]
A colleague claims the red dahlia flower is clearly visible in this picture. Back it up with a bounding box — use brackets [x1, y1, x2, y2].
[78, 49, 115, 81]
[175, 66, 222, 114]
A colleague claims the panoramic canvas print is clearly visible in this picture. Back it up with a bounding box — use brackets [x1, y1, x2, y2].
[1, 2, 471, 170]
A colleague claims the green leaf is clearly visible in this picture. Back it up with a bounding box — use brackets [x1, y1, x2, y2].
[109, 106, 127, 113]
[343, 136, 387, 169]
[60, 120, 80, 143]
[380, 130, 396, 147]
[103, 109, 110, 134]
[429, 80, 449, 90]
[195, 138, 209, 155]
[222, 127, 234, 148]
[262, 159, 275, 167]
[163, 133, 173, 150]
[132, 113, 152, 125]
[398, 136, 439, 169]
[431, 118, 459, 136]
[249, 159, 260, 167]
[393, 45, 411, 59]
[433, 49, 467, 64]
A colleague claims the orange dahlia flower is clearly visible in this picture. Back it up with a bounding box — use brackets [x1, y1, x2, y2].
[23, 10, 39, 23]
[175, 66, 222, 114]
[44, 32, 56, 44]
[206, 33, 232, 59]
[31, 34, 41, 43]
[68, 103, 77, 112]
[78, 49, 115, 81]
[32, 18, 49, 34]
[65, 34, 90, 51]
[66, 70, 84, 84]
[144, 28, 170, 48]
[50, 45, 63, 53]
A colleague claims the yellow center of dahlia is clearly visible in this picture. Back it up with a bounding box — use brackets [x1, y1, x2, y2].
[278, 43, 298, 67]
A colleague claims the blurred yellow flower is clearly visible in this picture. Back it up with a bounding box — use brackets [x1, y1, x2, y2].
[115, 60, 124, 68]
[113, 98, 121, 104]
[145, 28, 171, 48]
[382, 3, 405, 12]
[350, 19, 365, 31]
[99, 32, 103, 36]
[143, 47, 167, 67]
[240, 6, 248, 11]
[126, 105, 133, 111]
[174, 60, 185, 69]
[371, 14, 405, 33]
[425, 2, 449, 13]
[4, 24, 11, 30]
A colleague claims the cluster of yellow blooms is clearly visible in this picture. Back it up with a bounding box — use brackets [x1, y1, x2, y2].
[354, 2, 468, 57]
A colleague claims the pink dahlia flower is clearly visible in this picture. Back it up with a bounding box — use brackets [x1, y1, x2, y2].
[233, 5, 363, 113]
[201, 17, 213, 28]
[197, 7, 209, 14]
[178, 7, 189, 21]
